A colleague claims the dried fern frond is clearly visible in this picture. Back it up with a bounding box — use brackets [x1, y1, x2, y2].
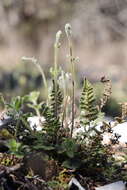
[80, 78, 98, 127]
[100, 76, 112, 109]
[120, 102, 127, 120]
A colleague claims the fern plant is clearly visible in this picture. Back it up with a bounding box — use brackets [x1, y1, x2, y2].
[41, 80, 63, 144]
[80, 78, 98, 128]
[50, 80, 63, 119]
[0, 23, 125, 188]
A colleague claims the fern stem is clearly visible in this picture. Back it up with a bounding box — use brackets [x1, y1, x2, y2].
[71, 80, 75, 137]
[54, 45, 59, 119]
[66, 28, 75, 137]
[53, 31, 62, 119]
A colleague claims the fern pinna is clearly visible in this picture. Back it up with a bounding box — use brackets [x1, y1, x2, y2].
[80, 78, 98, 127]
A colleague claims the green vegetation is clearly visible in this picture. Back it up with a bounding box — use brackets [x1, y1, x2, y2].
[0, 23, 127, 190]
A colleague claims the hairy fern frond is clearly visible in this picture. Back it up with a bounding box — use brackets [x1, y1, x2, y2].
[41, 104, 60, 144]
[80, 78, 98, 126]
[41, 81, 63, 143]
[50, 80, 63, 119]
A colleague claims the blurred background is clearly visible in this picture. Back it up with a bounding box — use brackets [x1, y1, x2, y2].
[1, 0, 127, 116]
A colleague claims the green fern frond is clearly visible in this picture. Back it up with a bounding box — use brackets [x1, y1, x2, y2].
[80, 78, 98, 126]
[41, 81, 63, 143]
[42, 104, 61, 143]
[50, 80, 63, 119]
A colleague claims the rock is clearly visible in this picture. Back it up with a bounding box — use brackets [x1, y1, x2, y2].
[24, 152, 58, 180]
[0, 116, 12, 129]
[95, 181, 126, 190]
[27, 116, 45, 131]
[73, 121, 127, 145]
[68, 177, 85, 190]
[68, 179, 126, 190]
[112, 122, 127, 144]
